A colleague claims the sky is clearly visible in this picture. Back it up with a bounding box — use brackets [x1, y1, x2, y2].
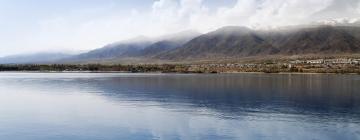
[0, 0, 360, 57]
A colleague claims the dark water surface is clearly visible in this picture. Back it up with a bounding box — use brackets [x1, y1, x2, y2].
[0, 73, 359, 140]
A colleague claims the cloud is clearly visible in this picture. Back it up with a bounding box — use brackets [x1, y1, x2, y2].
[248, 0, 333, 28]
[2, 0, 360, 56]
[151, 0, 209, 32]
[20, 7, 152, 53]
[150, 0, 360, 30]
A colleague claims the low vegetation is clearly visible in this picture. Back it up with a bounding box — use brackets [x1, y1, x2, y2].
[1, 59, 359, 74]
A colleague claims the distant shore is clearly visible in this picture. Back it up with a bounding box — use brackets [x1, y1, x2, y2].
[0, 71, 360, 75]
[0, 70, 359, 75]
[1, 60, 359, 74]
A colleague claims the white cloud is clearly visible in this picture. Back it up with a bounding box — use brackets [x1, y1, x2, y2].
[1, 0, 360, 56]
[149, 0, 346, 31]
[248, 0, 333, 28]
[218, 0, 258, 25]
[150, 0, 208, 32]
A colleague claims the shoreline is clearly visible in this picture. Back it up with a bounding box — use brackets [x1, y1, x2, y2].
[0, 71, 359, 75]
[1, 61, 359, 75]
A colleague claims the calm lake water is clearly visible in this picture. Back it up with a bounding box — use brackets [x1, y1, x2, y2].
[0, 73, 359, 140]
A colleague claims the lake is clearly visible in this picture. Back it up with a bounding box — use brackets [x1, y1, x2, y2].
[0, 73, 359, 140]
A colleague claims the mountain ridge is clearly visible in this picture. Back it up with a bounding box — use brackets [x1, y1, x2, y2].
[1, 25, 360, 64]
[156, 25, 360, 60]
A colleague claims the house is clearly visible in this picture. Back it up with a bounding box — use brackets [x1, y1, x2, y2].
[306, 59, 324, 64]
[352, 59, 360, 64]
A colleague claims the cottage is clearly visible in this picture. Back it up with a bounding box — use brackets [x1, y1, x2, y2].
[306, 59, 324, 64]
[352, 59, 360, 64]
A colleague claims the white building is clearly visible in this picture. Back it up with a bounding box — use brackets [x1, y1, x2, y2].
[306, 59, 324, 64]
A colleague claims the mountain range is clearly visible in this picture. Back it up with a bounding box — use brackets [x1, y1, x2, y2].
[0, 52, 73, 64]
[1, 25, 360, 64]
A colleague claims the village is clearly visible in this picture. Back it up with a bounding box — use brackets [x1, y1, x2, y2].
[289, 58, 360, 65]
[185, 58, 360, 73]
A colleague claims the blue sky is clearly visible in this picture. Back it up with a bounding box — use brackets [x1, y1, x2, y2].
[0, 0, 359, 56]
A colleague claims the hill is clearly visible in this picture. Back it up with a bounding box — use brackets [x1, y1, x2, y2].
[4, 26, 360, 64]
[157, 25, 360, 60]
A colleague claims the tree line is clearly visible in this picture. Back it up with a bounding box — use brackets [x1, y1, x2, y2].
[0, 64, 188, 73]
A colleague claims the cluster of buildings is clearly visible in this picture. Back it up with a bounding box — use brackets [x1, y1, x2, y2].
[184, 58, 360, 73]
[290, 59, 360, 65]
[188, 63, 258, 69]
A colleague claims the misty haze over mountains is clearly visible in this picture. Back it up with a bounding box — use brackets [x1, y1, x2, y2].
[1, 22, 360, 64]
[0, 53, 73, 64]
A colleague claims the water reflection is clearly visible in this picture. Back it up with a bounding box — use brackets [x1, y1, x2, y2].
[0, 73, 359, 140]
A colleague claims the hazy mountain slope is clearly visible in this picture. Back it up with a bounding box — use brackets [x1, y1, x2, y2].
[339, 26, 360, 39]
[75, 43, 149, 60]
[56, 25, 360, 63]
[157, 26, 279, 59]
[277, 26, 360, 54]
[67, 31, 201, 62]
[139, 30, 201, 57]
[0, 53, 73, 64]
[157, 25, 360, 60]
[70, 37, 153, 61]
[140, 41, 182, 57]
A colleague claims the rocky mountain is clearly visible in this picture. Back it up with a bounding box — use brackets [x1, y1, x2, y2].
[157, 26, 279, 60]
[157, 25, 360, 60]
[140, 41, 183, 57]
[66, 30, 201, 62]
[7, 25, 359, 64]
[275, 26, 360, 54]
[139, 30, 201, 57]
[71, 36, 153, 61]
